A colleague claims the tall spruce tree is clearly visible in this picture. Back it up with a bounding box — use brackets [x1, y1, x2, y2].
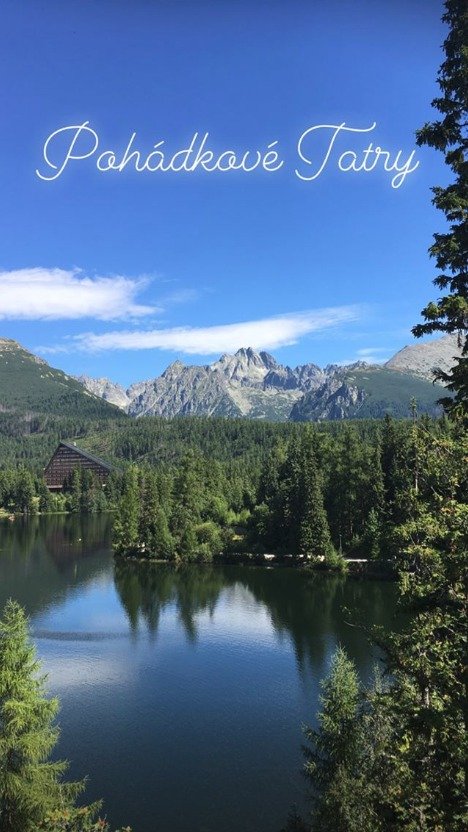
[0, 601, 83, 832]
[278, 435, 304, 553]
[298, 438, 333, 560]
[413, 0, 468, 415]
[301, 648, 381, 832]
[138, 469, 159, 554]
[112, 467, 140, 556]
[68, 469, 82, 514]
[377, 421, 468, 831]
[328, 427, 366, 552]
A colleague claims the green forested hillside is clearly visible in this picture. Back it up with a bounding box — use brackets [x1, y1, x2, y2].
[0, 339, 123, 420]
[341, 365, 444, 416]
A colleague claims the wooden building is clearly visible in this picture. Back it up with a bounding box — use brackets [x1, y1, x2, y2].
[44, 441, 113, 491]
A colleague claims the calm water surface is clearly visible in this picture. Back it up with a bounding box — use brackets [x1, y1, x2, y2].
[0, 515, 398, 832]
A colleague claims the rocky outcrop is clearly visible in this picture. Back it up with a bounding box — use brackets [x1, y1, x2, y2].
[77, 335, 456, 422]
[77, 376, 130, 410]
[290, 377, 367, 421]
[385, 333, 463, 381]
[124, 349, 303, 419]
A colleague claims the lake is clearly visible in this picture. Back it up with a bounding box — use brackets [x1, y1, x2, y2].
[0, 514, 399, 832]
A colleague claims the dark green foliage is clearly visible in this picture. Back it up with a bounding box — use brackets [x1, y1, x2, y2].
[113, 467, 141, 556]
[0, 601, 130, 832]
[291, 650, 391, 832]
[113, 457, 232, 562]
[413, 0, 468, 416]
[0, 406, 462, 570]
[64, 468, 110, 514]
[250, 422, 400, 562]
[99, 413, 464, 566]
[0, 466, 119, 516]
[0, 469, 40, 514]
[285, 419, 467, 832]
[0, 341, 123, 421]
[375, 422, 468, 831]
[0, 601, 83, 832]
[303, 648, 360, 807]
[297, 435, 333, 559]
[360, 508, 381, 560]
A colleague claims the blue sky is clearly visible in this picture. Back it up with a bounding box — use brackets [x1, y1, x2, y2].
[0, 0, 447, 386]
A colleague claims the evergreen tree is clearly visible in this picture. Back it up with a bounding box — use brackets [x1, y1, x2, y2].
[170, 452, 202, 559]
[112, 467, 140, 556]
[413, 0, 468, 416]
[37, 479, 53, 513]
[360, 507, 382, 560]
[377, 422, 468, 831]
[10, 469, 36, 514]
[68, 469, 82, 514]
[138, 469, 159, 554]
[302, 649, 373, 832]
[328, 427, 366, 552]
[365, 441, 385, 519]
[152, 506, 175, 560]
[79, 470, 102, 514]
[0, 601, 83, 832]
[287, 652, 392, 832]
[277, 435, 303, 553]
[298, 439, 333, 560]
[257, 441, 284, 506]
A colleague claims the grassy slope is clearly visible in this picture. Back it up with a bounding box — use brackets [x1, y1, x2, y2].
[0, 341, 123, 420]
[343, 367, 443, 418]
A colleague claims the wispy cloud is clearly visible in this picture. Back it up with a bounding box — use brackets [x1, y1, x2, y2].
[159, 288, 200, 306]
[338, 346, 392, 365]
[0, 267, 157, 320]
[39, 306, 363, 356]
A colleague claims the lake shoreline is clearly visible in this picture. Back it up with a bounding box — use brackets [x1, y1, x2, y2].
[114, 552, 397, 580]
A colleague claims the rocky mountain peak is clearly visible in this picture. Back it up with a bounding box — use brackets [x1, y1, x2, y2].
[76, 335, 455, 422]
[212, 347, 276, 385]
[0, 338, 46, 365]
[230, 347, 277, 368]
[76, 375, 130, 410]
[0, 337, 21, 348]
[161, 360, 186, 379]
[258, 350, 278, 369]
[385, 333, 462, 381]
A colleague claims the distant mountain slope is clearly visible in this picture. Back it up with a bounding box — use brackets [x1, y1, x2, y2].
[289, 364, 443, 421]
[78, 339, 453, 422]
[385, 333, 462, 380]
[0, 338, 123, 419]
[77, 375, 131, 410]
[2, 335, 454, 424]
[124, 349, 317, 420]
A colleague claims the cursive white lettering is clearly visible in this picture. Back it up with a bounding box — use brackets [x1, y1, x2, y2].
[35, 121, 419, 188]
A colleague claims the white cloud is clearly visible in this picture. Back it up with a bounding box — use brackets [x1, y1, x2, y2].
[0, 267, 156, 320]
[356, 348, 389, 357]
[338, 347, 391, 365]
[40, 306, 362, 355]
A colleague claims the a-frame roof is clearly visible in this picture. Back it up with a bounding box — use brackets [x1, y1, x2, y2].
[57, 441, 113, 471]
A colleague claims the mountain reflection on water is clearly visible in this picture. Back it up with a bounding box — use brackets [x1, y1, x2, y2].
[0, 513, 399, 832]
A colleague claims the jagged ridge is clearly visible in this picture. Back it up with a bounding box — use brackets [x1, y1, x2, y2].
[77, 338, 455, 421]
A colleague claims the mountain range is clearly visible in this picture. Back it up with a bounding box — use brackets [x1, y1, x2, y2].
[0, 333, 461, 423]
[77, 333, 461, 421]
